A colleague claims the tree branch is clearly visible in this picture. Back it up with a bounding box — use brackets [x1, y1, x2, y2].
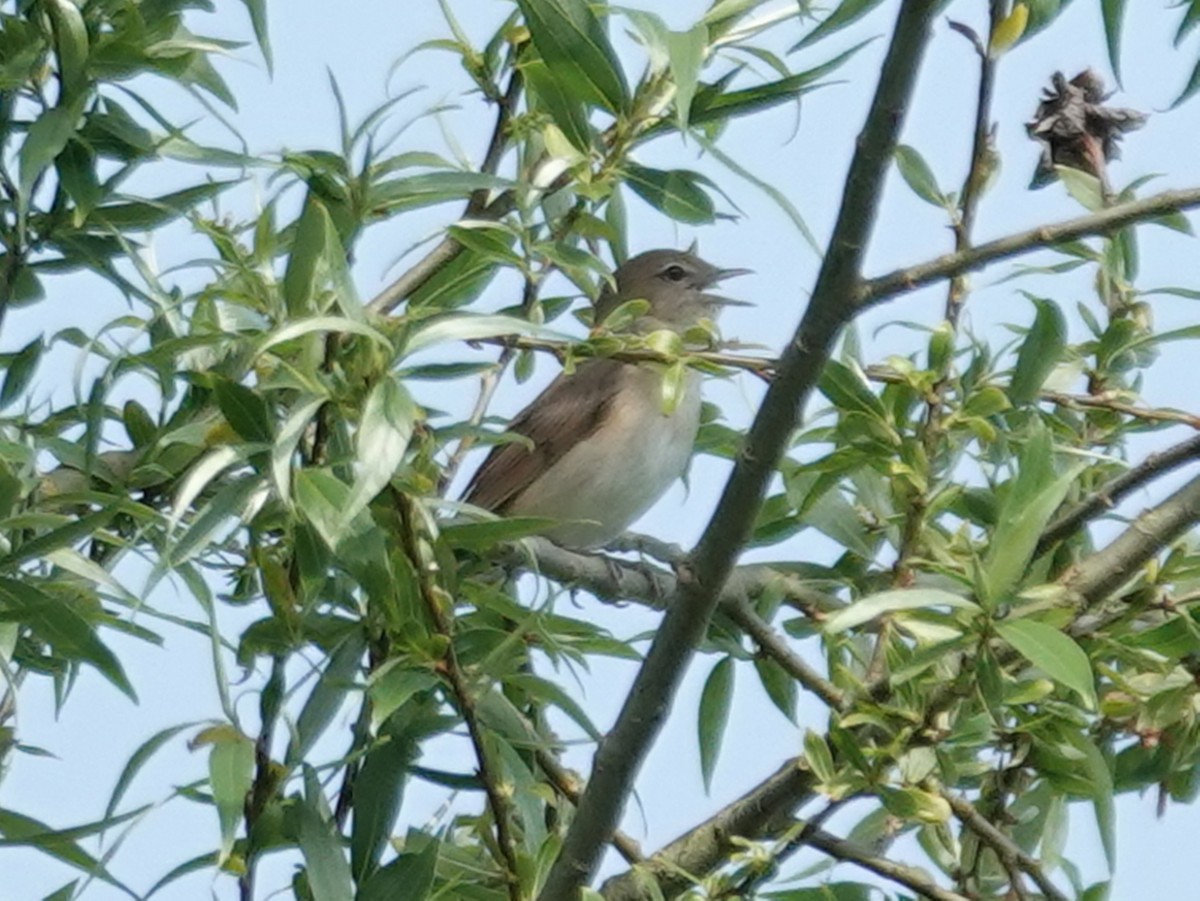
[857, 187, 1200, 307]
[939, 786, 1069, 901]
[804, 826, 971, 901]
[536, 6, 942, 897]
[507, 539, 845, 709]
[1037, 433, 1200, 556]
[1065, 472, 1200, 633]
[599, 759, 817, 900]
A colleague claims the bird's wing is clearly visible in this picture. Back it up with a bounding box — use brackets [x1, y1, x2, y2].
[463, 359, 626, 513]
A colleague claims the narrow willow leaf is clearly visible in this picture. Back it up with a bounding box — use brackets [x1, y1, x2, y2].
[286, 633, 365, 767]
[669, 23, 708, 132]
[0, 577, 134, 699]
[790, 0, 887, 52]
[46, 0, 89, 99]
[18, 96, 86, 208]
[693, 133, 820, 255]
[283, 194, 332, 316]
[105, 723, 198, 820]
[698, 656, 734, 791]
[818, 358, 888, 420]
[0, 337, 44, 409]
[1101, 0, 1127, 85]
[824, 588, 977, 633]
[207, 730, 255, 864]
[517, 0, 629, 112]
[213, 379, 273, 444]
[298, 770, 354, 901]
[272, 396, 325, 504]
[1008, 297, 1066, 405]
[625, 164, 715, 224]
[983, 423, 1079, 601]
[339, 377, 419, 531]
[996, 619, 1097, 709]
[404, 313, 567, 356]
[894, 145, 946, 207]
[358, 839, 439, 901]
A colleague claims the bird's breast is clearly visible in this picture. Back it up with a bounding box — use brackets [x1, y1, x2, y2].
[508, 366, 702, 548]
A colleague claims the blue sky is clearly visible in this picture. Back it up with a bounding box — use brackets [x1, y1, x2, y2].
[6, 1, 1200, 898]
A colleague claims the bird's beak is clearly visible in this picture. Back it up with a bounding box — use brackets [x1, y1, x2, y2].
[704, 267, 753, 306]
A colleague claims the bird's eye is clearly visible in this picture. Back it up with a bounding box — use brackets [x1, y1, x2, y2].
[663, 264, 688, 282]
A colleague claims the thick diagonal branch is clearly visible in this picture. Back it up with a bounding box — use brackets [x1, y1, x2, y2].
[536, 5, 942, 898]
[599, 759, 817, 900]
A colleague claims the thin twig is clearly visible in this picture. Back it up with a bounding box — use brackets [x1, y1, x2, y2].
[397, 493, 522, 896]
[537, 7, 943, 897]
[804, 826, 971, 901]
[938, 786, 1069, 901]
[1037, 433, 1200, 555]
[718, 802, 845, 899]
[857, 187, 1200, 307]
[366, 68, 525, 317]
[723, 597, 848, 712]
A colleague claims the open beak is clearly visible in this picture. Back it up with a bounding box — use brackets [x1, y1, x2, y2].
[704, 266, 753, 307]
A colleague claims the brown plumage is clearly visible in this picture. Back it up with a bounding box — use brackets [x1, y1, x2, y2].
[462, 249, 749, 547]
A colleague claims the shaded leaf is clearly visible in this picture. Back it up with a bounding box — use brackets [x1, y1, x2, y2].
[996, 618, 1096, 709]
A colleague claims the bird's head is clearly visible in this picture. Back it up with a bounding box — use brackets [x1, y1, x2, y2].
[593, 249, 751, 333]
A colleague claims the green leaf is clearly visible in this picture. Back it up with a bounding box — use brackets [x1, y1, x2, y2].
[625, 164, 715, 224]
[404, 313, 567, 356]
[818, 359, 888, 420]
[1008, 297, 1066, 405]
[983, 422, 1079, 600]
[0, 337, 44, 409]
[0, 578, 134, 699]
[1101, 0, 1127, 85]
[358, 838, 439, 901]
[214, 379, 274, 444]
[0, 807, 134, 895]
[1172, 51, 1200, 108]
[340, 377, 419, 531]
[46, 0, 89, 100]
[996, 619, 1096, 709]
[286, 633, 365, 767]
[516, 0, 629, 112]
[298, 769, 354, 901]
[790, 0, 887, 52]
[284, 194, 333, 316]
[895, 145, 946, 207]
[521, 54, 593, 152]
[697, 656, 734, 791]
[803, 729, 837, 785]
[105, 723, 198, 821]
[692, 133, 820, 255]
[18, 96, 86, 210]
[754, 656, 797, 724]
[1057, 166, 1105, 210]
[669, 23, 708, 132]
[824, 588, 978, 633]
[206, 728, 255, 864]
[236, 0, 272, 71]
[351, 722, 419, 883]
[440, 516, 560, 550]
[88, 182, 234, 230]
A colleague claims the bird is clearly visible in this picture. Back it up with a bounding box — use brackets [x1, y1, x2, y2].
[462, 248, 750, 548]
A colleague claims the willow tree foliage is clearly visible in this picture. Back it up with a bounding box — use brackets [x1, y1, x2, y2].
[5, 1, 1200, 900]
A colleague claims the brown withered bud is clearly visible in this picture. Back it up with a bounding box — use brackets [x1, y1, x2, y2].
[1026, 69, 1146, 192]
